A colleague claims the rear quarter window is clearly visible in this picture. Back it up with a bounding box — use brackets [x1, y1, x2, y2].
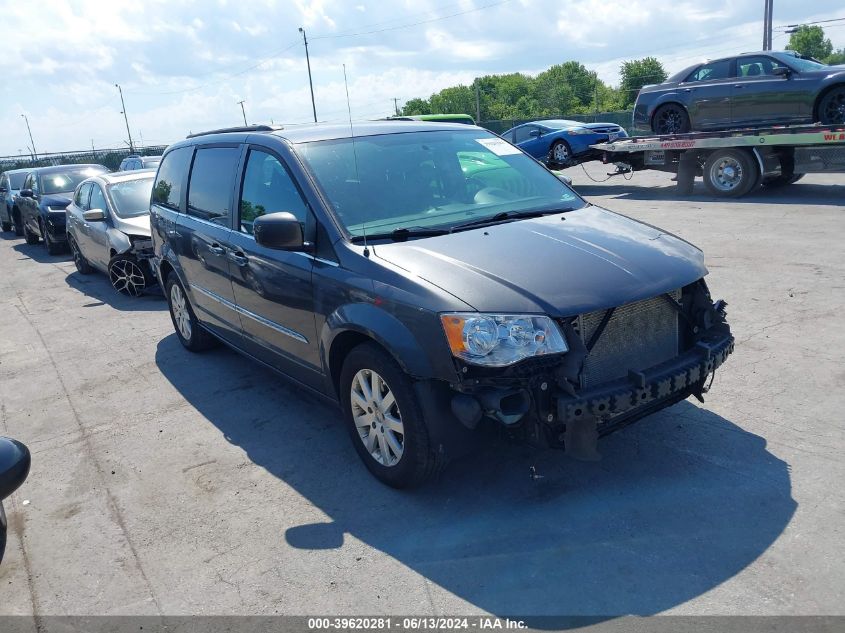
[152, 147, 193, 211]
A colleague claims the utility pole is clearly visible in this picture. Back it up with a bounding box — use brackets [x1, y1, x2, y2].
[21, 114, 37, 160]
[392, 98, 401, 116]
[299, 27, 318, 123]
[237, 100, 248, 126]
[475, 82, 481, 123]
[762, 0, 774, 50]
[115, 84, 134, 153]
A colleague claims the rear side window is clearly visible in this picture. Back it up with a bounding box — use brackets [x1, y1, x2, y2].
[10, 173, 26, 189]
[685, 59, 733, 82]
[152, 147, 192, 211]
[187, 147, 240, 225]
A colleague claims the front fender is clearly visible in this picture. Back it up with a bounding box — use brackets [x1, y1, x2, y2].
[322, 302, 454, 381]
[107, 229, 132, 255]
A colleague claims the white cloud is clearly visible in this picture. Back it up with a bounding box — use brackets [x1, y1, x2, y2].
[1, 0, 845, 154]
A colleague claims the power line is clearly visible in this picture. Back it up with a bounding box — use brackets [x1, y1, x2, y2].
[776, 16, 845, 30]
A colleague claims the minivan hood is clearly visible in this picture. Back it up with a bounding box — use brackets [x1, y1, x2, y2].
[371, 205, 707, 316]
[112, 213, 151, 237]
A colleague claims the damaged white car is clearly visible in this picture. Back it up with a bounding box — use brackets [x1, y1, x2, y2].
[66, 170, 157, 296]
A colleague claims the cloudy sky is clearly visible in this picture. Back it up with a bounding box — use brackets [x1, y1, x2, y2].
[1, 0, 844, 156]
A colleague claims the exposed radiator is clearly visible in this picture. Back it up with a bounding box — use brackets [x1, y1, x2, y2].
[577, 290, 681, 389]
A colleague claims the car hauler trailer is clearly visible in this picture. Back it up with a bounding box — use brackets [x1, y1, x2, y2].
[592, 124, 845, 198]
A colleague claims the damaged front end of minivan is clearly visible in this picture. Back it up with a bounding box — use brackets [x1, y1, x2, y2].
[444, 279, 734, 459]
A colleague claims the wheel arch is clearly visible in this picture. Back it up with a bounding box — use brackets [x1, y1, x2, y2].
[322, 303, 446, 398]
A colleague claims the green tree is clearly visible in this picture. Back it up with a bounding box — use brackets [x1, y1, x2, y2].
[787, 25, 833, 60]
[429, 85, 475, 117]
[824, 47, 845, 65]
[533, 62, 596, 114]
[402, 97, 431, 115]
[619, 57, 668, 107]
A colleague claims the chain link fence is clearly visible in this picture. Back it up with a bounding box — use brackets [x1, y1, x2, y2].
[480, 110, 633, 135]
[0, 146, 167, 173]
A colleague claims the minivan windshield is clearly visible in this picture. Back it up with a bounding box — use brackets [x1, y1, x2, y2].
[296, 130, 584, 237]
[108, 176, 154, 217]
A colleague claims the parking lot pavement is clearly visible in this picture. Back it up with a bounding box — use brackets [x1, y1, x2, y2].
[0, 170, 843, 619]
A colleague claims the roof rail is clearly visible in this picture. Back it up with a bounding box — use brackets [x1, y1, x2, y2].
[186, 124, 283, 139]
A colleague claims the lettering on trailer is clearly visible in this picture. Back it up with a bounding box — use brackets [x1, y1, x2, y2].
[823, 132, 845, 141]
[660, 140, 696, 149]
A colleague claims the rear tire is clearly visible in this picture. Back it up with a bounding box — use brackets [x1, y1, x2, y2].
[340, 342, 435, 488]
[0, 503, 6, 566]
[652, 103, 691, 135]
[165, 273, 218, 352]
[12, 209, 23, 236]
[703, 149, 759, 198]
[818, 86, 845, 125]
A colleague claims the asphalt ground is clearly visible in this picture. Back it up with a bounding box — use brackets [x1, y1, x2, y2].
[0, 170, 842, 624]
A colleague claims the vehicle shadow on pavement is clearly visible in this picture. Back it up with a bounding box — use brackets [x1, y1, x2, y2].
[64, 270, 165, 312]
[155, 335, 796, 622]
[11, 241, 73, 264]
[574, 180, 844, 206]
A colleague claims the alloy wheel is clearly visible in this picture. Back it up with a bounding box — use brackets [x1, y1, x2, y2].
[552, 143, 570, 163]
[110, 259, 147, 296]
[170, 283, 192, 340]
[822, 90, 845, 124]
[350, 368, 404, 467]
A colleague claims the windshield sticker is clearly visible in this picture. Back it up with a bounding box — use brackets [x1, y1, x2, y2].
[475, 137, 521, 156]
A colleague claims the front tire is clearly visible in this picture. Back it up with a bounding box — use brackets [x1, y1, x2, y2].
[1, 221, 11, 233]
[109, 254, 152, 296]
[340, 342, 435, 488]
[165, 273, 218, 351]
[652, 103, 691, 135]
[42, 220, 63, 255]
[12, 209, 23, 236]
[818, 86, 845, 125]
[703, 149, 759, 198]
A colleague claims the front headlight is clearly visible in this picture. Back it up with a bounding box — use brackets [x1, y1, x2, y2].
[440, 313, 568, 367]
[567, 128, 593, 135]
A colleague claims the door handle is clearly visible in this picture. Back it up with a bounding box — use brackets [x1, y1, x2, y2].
[734, 85, 743, 88]
[209, 245, 225, 256]
[228, 252, 249, 267]
[683, 88, 692, 92]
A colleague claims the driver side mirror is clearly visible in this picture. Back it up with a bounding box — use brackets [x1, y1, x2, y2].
[83, 208, 106, 221]
[772, 66, 791, 77]
[19, 189, 33, 198]
[253, 212, 310, 251]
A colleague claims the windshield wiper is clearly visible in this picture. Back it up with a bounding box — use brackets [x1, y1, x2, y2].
[349, 226, 450, 243]
[448, 208, 568, 232]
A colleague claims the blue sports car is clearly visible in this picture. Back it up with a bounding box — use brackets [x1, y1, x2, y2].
[502, 119, 628, 167]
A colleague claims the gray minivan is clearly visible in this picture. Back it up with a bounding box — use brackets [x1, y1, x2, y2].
[150, 122, 734, 487]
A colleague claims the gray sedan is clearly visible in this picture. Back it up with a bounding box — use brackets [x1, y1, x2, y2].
[66, 170, 156, 296]
[633, 50, 845, 135]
